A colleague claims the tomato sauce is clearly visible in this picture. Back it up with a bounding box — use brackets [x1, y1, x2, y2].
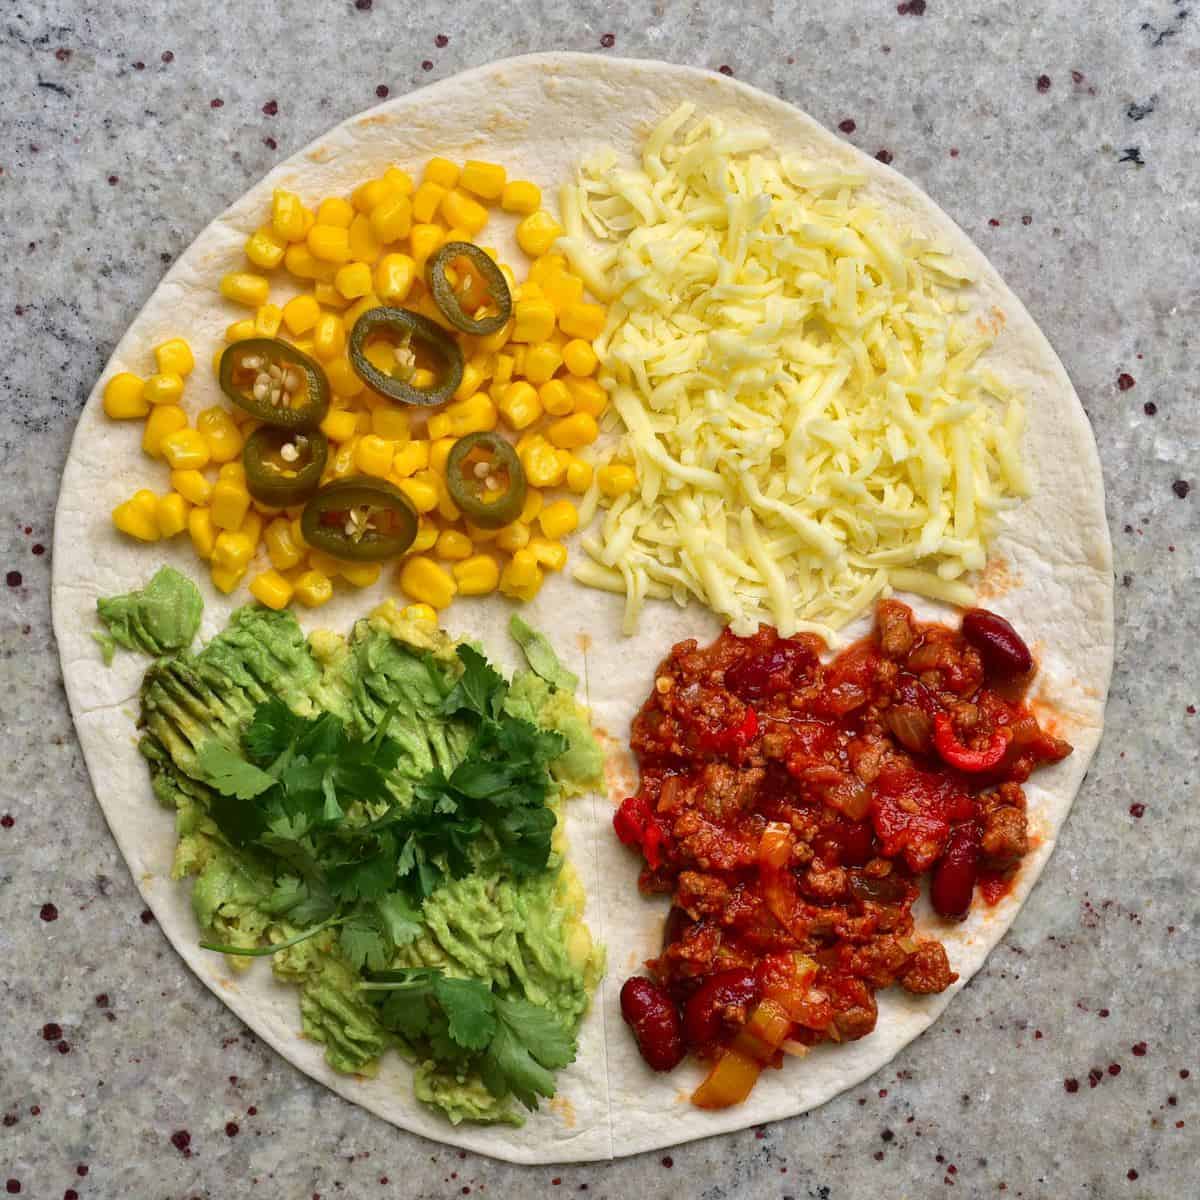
[615, 600, 1070, 1103]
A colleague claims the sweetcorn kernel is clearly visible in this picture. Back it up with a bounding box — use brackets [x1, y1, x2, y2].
[245, 226, 287, 270]
[188, 507, 216, 558]
[499, 548, 542, 599]
[500, 180, 541, 215]
[434, 529, 473, 561]
[511, 297, 556, 344]
[597, 463, 637, 497]
[112, 497, 160, 542]
[220, 272, 270, 307]
[546, 412, 599, 450]
[495, 521, 531, 553]
[171, 469, 212, 506]
[211, 563, 247, 595]
[249, 569, 294, 610]
[284, 242, 336, 282]
[522, 341, 563, 384]
[558, 302, 606, 340]
[398, 555, 457, 609]
[335, 261, 373, 300]
[407, 519, 439, 555]
[428, 437, 457, 476]
[264, 517, 304, 570]
[154, 338, 195, 377]
[452, 553, 500, 595]
[316, 197, 355, 228]
[102, 373, 148, 420]
[441, 189, 488, 234]
[498, 381, 542, 430]
[312, 312, 346, 360]
[282, 294, 321, 335]
[197, 407, 244, 463]
[538, 499, 579, 539]
[374, 253, 416, 303]
[398, 477, 439, 513]
[142, 405, 188, 458]
[562, 338, 598, 377]
[294, 569, 334, 608]
[143, 372, 184, 407]
[355, 434, 395, 477]
[412, 180, 448, 224]
[254, 303, 284, 338]
[424, 157, 460, 188]
[211, 478, 251, 531]
[516, 210, 564, 258]
[372, 406, 410, 441]
[271, 190, 311, 242]
[538, 378, 573, 417]
[565, 376, 608, 417]
[518, 489, 544, 525]
[325, 357, 365, 397]
[519, 436, 566, 488]
[369, 193, 413, 243]
[226, 318, 256, 343]
[565, 457, 594, 494]
[460, 160, 506, 200]
[340, 561, 381, 588]
[161, 428, 211, 471]
[307, 224, 352, 264]
[391, 439, 430, 477]
[528, 536, 568, 572]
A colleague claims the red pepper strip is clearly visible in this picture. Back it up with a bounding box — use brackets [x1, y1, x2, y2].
[700, 706, 758, 754]
[932, 712, 1010, 773]
[613, 796, 666, 869]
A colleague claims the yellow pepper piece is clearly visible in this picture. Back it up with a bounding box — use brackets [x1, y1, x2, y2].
[528, 536, 568, 572]
[143, 372, 184, 407]
[546, 412, 599, 450]
[220, 272, 270, 307]
[434, 529, 473, 561]
[515, 210, 564, 258]
[452, 553, 500, 596]
[423, 157, 460, 188]
[397, 555, 457, 609]
[112, 496, 160, 542]
[498, 381, 542, 431]
[249, 569, 294, 610]
[500, 180, 541, 215]
[293, 569, 333, 608]
[160, 427, 211, 471]
[271, 190, 311, 242]
[538, 499, 579, 539]
[562, 338, 598, 377]
[102, 372, 148, 420]
[335, 261, 374, 300]
[558, 302, 606, 340]
[211, 478, 252, 531]
[460, 160, 506, 201]
[142, 405, 188, 458]
[188, 507, 216, 559]
[196, 407, 244, 463]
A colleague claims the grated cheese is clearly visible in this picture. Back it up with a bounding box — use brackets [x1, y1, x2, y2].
[561, 104, 1031, 639]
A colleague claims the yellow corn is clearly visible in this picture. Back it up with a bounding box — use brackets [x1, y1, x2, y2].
[316, 196, 355, 228]
[170, 469, 211, 507]
[500, 179, 540, 214]
[392, 439, 430, 478]
[516, 210, 564, 258]
[340, 561, 381, 588]
[102, 372, 148, 419]
[547, 412, 599, 450]
[424, 157, 459, 188]
[498, 381, 542, 430]
[515, 489, 542, 526]
[373, 252, 415, 304]
[154, 338, 195, 377]
[249, 569, 294, 610]
[474, 320, 512, 355]
[335, 211, 374, 264]
[325, 438, 357, 481]
[211, 478, 251, 531]
[112, 495, 160, 541]
[213, 529, 256, 572]
[294, 569, 333, 607]
[511, 297, 556, 344]
[565, 456, 593, 494]
[457, 159, 506, 201]
[538, 499, 579, 539]
[411, 180, 447, 224]
[558, 302, 606, 340]
[325, 356, 365, 397]
[529, 536, 568, 572]
[434, 477, 460, 523]
[143, 372, 184, 407]
[226, 318, 256, 343]
[496, 521, 531, 553]
[453, 359, 487, 402]
[254, 302, 283, 338]
[310, 312, 345, 361]
[398, 555, 456, 609]
[307, 224, 352, 264]
[597, 463, 638, 497]
[426, 412, 453, 441]
[562, 338, 598, 377]
[264, 517, 304, 570]
[440, 189, 488, 234]
[352, 176, 396, 213]
[384, 166, 415, 195]
[188, 507, 216, 558]
[367, 405, 407, 441]
[219, 460, 246, 482]
[499, 548, 542, 599]
[313, 282, 349, 309]
[542, 270, 584, 312]
[409, 223, 444, 270]
[446, 392, 498, 436]
[196, 407, 244, 463]
[312, 408, 353, 447]
[272, 190, 311, 242]
[283, 295, 323, 336]
[220, 271, 270, 307]
[160, 427, 211, 471]
[354, 434, 394, 477]
[425, 437, 454, 477]
[306, 549, 345, 578]
[434, 528, 473, 561]
[284, 243, 336, 282]
[333, 261, 372, 300]
[369, 193, 414, 244]
[452, 553, 500, 596]
[244, 225, 287, 270]
[396, 477, 438, 514]
[522, 341, 563, 384]
[344, 292, 382, 328]
[142, 405, 188, 458]
[520, 436, 566, 488]
[565, 376, 608, 417]
[408, 518, 439, 555]
[401, 602, 438, 624]
[536, 379, 572, 417]
[492, 354, 514, 387]
[210, 563, 246, 595]
[509, 344, 528, 379]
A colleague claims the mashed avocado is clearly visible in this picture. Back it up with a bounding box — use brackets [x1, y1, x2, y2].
[140, 602, 604, 1125]
[95, 565, 202, 662]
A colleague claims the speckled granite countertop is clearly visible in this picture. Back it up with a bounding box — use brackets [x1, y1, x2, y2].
[2, 2, 1196, 1196]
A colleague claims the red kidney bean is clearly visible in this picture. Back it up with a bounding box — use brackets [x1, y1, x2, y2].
[837, 819, 878, 867]
[620, 976, 685, 1071]
[931, 823, 980, 920]
[961, 608, 1033, 678]
[682, 968, 761, 1047]
[662, 904, 694, 951]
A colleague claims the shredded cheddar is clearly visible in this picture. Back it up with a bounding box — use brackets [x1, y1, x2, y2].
[559, 104, 1031, 638]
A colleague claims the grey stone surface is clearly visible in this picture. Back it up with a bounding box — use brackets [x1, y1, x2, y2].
[1, 1, 1196, 1196]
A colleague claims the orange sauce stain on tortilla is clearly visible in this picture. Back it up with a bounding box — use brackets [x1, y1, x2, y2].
[549, 1095, 577, 1128]
[305, 145, 337, 164]
[594, 726, 636, 802]
[975, 554, 1022, 601]
[975, 306, 1008, 337]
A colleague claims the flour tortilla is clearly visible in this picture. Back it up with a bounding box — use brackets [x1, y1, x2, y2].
[52, 53, 1113, 1164]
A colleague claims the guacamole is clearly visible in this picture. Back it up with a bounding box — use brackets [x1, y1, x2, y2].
[96, 565, 202, 662]
[139, 602, 604, 1125]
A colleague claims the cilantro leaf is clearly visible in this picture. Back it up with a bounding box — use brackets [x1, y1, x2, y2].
[433, 976, 497, 1051]
[196, 741, 276, 800]
[338, 906, 390, 971]
[375, 891, 423, 948]
[263, 875, 336, 926]
[242, 697, 307, 764]
[326, 831, 399, 901]
[481, 996, 577, 1110]
[441, 645, 508, 721]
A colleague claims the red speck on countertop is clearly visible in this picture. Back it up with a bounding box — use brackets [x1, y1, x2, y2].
[435, 34, 448, 47]
[210, 98, 223, 108]
[225, 1122, 239, 1137]
[600, 33, 615, 48]
[1132, 1042, 1148, 1056]
[262, 100, 278, 116]
[263, 137, 277, 150]
[1172, 480, 1191, 499]
[75, 1166, 87, 1178]
[40, 903, 58, 922]
[421, 60, 433, 71]
[247, 1106, 258, 1116]
[1130, 803, 1145, 818]
[1, 815, 13, 829]
[65, 1191, 78, 1200]
[355, 0, 372, 8]
[1036, 74, 1052, 92]
[140, 908, 154, 924]
[897, 0, 926, 12]
[875, 149, 894, 164]
[1117, 372, 1135, 390]
[32, 544, 44, 556]
[6, 1181, 21, 1195]
[169, 1130, 192, 1156]
[161, 50, 174, 63]
[839, 119, 857, 133]
[718, 65, 734, 76]
[376, 85, 389, 98]
[988, 218, 1001, 227]
[1064, 1078, 1080, 1093]
[7, 571, 22, 588]
[42, 1023, 63, 1042]
[132, 61, 144, 70]
[1127, 1170, 1139, 1181]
